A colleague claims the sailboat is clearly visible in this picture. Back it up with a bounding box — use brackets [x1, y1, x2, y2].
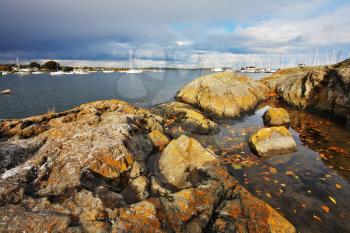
[50, 70, 66, 76]
[73, 69, 89, 75]
[32, 67, 43, 74]
[125, 49, 143, 74]
[72, 60, 89, 75]
[102, 69, 114, 73]
[16, 58, 30, 75]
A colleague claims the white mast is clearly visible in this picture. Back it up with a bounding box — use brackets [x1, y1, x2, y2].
[129, 49, 133, 70]
[313, 48, 319, 66]
[336, 51, 343, 63]
[16, 57, 20, 71]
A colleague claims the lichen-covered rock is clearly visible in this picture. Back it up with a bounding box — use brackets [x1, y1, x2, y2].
[249, 126, 297, 157]
[157, 135, 220, 190]
[0, 99, 162, 232]
[212, 186, 296, 233]
[154, 101, 219, 137]
[148, 129, 170, 150]
[262, 59, 350, 127]
[176, 72, 269, 118]
[0, 100, 161, 197]
[0, 100, 295, 233]
[263, 108, 290, 127]
[110, 136, 296, 233]
[0, 205, 72, 233]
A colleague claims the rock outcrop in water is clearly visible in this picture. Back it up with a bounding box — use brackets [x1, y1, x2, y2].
[263, 108, 291, 127]
[0, 99, 296, 232]
[176, 72, 269, 118]
[249, 126, 297, 157]
[262, 59, 350, 127]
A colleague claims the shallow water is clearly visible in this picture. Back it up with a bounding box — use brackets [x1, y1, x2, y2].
[189, 100, 350, 233]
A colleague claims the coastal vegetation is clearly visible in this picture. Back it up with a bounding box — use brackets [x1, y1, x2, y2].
[29, 62, 41, 69]
[42, 60, 60, 71]
[0, 64, 13, 72]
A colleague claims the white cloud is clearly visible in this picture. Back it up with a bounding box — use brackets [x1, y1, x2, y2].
[0, 0, 349, 64]
[234, 2, 350, 52]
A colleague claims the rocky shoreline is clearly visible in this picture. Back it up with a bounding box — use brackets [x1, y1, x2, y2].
[262, 59, 350, 128]
[0, 62, 349, 232]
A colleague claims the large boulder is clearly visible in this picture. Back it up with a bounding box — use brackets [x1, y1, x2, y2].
[262, 59, 350, 127]
[154, 101, 219, 137]
[249, 126, 297, 157]
[0, 100, 295, 232]
[156, 135, 220, 190]
[176, 72, 269, 118]
[263, 108, 290, 127]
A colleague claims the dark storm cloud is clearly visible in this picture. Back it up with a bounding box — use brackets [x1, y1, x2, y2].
[0, 0, 349, 62]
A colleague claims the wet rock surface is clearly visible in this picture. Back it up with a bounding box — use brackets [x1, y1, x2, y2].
[262, 59, 350, 127]
[249, 126, 297, 157]
[0, 99, 295, 233]
[176, 72, 269, 118]
[263, 107, 291, 127]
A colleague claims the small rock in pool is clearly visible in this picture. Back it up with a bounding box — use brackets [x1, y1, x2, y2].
[263, 107, 291, 127]
[249, 126, 296, 157]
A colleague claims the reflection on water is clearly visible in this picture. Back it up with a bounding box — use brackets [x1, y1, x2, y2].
[189, 99, 350, 233]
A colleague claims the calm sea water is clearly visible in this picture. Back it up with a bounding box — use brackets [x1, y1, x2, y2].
[0, 71, 267, 119]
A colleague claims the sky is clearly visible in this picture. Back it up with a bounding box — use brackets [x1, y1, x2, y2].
[0, 0, 349, 68]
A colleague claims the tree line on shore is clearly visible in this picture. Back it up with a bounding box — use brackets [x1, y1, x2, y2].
[0, 60, 74, 72]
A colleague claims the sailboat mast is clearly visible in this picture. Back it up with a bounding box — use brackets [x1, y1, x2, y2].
[16, 57, 20, 71]
[129, 49, 133, 70]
